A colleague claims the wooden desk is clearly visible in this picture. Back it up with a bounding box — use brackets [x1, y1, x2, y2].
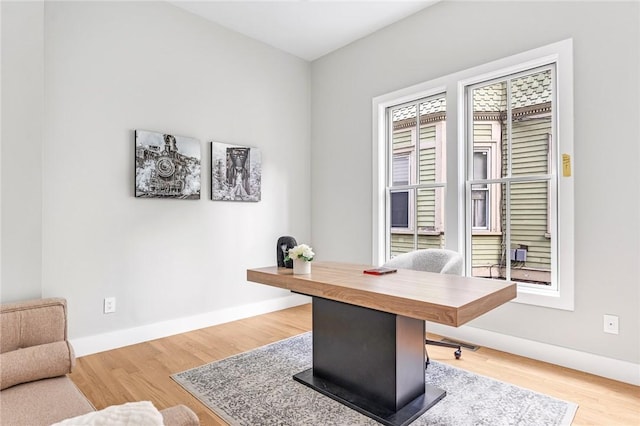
[247, 261, 516, 426]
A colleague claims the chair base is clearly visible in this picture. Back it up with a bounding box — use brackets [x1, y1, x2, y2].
[425, 339, 462, 367]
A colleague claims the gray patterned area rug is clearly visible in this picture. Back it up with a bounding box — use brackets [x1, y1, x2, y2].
[172, 333, 577, 425]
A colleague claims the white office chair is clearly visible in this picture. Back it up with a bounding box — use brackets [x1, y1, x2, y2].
[383, 248, 464, 366]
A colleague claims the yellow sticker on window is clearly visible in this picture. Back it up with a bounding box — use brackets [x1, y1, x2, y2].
[562, 154, 571, 177]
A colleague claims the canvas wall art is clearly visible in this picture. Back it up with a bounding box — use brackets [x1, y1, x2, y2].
[211, 142, 261, 202]
[135, 130, 201, 199]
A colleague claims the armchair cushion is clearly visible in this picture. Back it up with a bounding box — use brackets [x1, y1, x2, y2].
[0, 376, 95, 425]
[1, 340, 75, 390]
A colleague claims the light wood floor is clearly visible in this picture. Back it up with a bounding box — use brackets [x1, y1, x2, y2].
[70, 304, 640, 425]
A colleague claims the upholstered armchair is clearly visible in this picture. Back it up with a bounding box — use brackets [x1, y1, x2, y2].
[0, 298, 199, 425]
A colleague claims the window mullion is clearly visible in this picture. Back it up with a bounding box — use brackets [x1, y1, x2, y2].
[504, 79, 513, 281]
[413, 102, 420, 250]
[413, 101, 420, 185]
[465, 87, 474, 275]
[386, 108, 394, 260]
[505, 180, 511, 281]
[413, 188, 418, 250]
[506, 78, 513, 177]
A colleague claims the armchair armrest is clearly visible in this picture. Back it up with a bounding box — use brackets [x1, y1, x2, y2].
[1, 297, 69, 353]
[160, 405, 200, 426]
[1, 298, 75, 390]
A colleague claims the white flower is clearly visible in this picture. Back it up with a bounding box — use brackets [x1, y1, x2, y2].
[286, 244, 315, 262]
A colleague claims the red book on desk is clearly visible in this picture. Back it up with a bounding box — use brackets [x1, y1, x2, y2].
[363, 267, 397, 275]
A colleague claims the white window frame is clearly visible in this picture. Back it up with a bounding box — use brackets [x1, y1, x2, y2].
[373, 39, 574, 310]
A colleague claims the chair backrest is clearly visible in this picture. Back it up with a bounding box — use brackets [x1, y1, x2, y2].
[1, 298, 68, 354]
[383, 249, 463, 276]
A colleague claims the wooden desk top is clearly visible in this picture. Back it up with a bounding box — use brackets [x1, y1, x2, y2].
[247, 261, 517, 327]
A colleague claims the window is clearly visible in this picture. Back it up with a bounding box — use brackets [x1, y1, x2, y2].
[386, 95, 447, 257]
[373, 39, 574, 310]
[466, 66, 556, 289]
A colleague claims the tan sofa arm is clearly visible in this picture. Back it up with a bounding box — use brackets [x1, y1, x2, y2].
[0, 298, 76, 390]
[160, 405, 200, 426]
[0, 340, 75, 390]
[1, 297, 69, 353]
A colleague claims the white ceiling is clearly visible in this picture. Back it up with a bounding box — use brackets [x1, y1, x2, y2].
[169, 1, 438, 61]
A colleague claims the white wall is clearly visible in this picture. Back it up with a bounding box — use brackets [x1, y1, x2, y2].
[1, 1, 44, 301]
[310, 0, 640, 368]
[2, 1, 311, 340]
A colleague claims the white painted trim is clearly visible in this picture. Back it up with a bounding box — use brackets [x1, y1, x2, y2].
[70, 293, 639, 386]
[70, 294, 311, 357]
[426, 322, 640, 386]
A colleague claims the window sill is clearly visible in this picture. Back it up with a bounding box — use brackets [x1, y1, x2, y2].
[512, 285, 574, 311]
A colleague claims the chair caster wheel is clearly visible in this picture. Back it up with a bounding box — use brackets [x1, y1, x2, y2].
[454, 349, 462, 359]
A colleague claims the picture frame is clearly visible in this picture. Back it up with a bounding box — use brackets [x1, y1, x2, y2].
[211, 141, 261, 202]
[135, 130, 201, 199]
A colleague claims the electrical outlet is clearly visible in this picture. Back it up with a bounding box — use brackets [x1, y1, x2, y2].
[603, 314, 619, 334]
[104, 297, 116, 314]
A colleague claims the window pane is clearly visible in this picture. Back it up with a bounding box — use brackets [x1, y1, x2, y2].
[419, 96, 446, 184]
[391, 105, 416, 187]
[510, 70, 553, 177]
[509, 181, 551, 285]
[472, 82, 506, 177]
[390, 236, 413, 257]
[392, 104, 417, 130]
[392, 155, 409, 186]
[417, 187, 445, 249]
[390, 191, 409, 228]
[390, 184, 413, 256]
[471, 183, 503, 279]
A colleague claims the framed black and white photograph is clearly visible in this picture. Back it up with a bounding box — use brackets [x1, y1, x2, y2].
[135, 130, 201, 199]
[211, 142, 261, 202]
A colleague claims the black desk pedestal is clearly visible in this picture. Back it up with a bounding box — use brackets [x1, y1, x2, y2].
[293, 297, 446, 426]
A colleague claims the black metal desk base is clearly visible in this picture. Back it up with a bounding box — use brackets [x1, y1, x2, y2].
[294, 369, 446, 426]
[298, 297, 447, 426]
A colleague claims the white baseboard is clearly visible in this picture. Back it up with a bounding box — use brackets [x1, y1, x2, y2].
[71, 296, 639, 386]
[71, 293, 311, 357]
[426, 322, 640, 386]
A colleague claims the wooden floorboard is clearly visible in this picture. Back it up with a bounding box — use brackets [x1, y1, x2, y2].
[69, 304, 640, 425]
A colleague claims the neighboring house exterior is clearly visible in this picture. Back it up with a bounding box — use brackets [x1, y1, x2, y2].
[390, 70, 552, 285]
